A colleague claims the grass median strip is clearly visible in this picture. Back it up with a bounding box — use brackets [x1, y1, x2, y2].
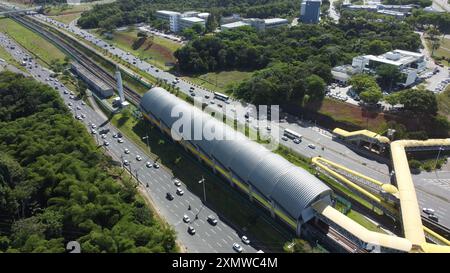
[0, 17, 65, 66]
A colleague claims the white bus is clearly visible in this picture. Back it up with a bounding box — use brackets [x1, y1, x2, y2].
[284, 128, 302, 140]
[214, 92, 229, 101]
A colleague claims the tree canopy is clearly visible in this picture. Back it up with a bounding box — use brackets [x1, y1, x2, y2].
[0, 72, 176, 253]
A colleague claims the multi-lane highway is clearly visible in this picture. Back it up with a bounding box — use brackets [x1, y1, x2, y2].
[31, 13, 391, 181]
[0, 32, 258, 253]
[22, 12, 450, 229]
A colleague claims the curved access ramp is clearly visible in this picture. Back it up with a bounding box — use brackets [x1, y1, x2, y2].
[391, 139, 450, 249]
[311, 157, 398, 216]
[313, 200, 450, 253]
[333, 128, 391, 144]
[313, 200, 413, 252]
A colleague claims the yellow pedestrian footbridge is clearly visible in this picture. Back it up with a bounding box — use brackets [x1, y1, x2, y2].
[332, 128, 391, 144]
[314, 129, 450, 252]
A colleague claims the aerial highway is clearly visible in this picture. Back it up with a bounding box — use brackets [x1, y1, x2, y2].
[31, 13, 392, 181]
[17, 11, 450, 230]
[0, 32, 259, 254]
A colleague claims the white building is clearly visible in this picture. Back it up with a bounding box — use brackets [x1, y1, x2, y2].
[179, 17, 206, 31]
[155, 10, 207, 32]
[221, 21, 251, 30]
[155, 10, 181, 32]
[221, 17, 288, 31]
[332, 49, 426, 87]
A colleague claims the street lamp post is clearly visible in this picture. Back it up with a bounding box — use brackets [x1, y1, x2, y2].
[435, 146, 443, 170]
[199, 176, 206, 203]
[142, 135, 150, 156]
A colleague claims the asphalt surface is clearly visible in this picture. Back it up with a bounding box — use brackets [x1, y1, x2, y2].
[27, 13, 450, 229]
[0, 32, 258, 253]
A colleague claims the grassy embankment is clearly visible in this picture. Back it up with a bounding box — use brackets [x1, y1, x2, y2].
[96, 29, 181, 71]
[0, 17, 65, 66]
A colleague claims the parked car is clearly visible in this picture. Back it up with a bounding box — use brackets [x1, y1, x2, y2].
[183, 214, 190, 223]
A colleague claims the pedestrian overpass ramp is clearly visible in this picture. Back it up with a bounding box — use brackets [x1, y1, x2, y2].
[316, 131, 450, 252]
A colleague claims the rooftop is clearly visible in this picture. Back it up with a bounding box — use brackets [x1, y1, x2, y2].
[221, 21, 251, 29]
[180, 17, 205, 23]
[264, 18, 289, 24]
[156, 10, 181, 16]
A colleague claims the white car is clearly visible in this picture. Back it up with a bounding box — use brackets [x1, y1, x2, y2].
[281, 136, 288, 141]
[91, 124, 97, 129]
[136, 155, 142, 161]
[176, 187, 184, 196]
[117, 138, 124, 143]
[174, 179, 181, 187]
[146, 161, 152, 168]
[293, 138, 301, 144]
[101, 134, 107, 139]
[423, 208, 435, 215]
[241, 236, 250, 245]
[103, 141, 109, 146]
[183, 214, 190, 223]
[123, 160, 130, 166]
[124, 148, 130, 154]
[233, 243, 243, 253]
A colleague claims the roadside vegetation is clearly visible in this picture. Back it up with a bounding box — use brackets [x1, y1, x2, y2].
[0, 18, 65, 66]
[0, 71, 177, 253]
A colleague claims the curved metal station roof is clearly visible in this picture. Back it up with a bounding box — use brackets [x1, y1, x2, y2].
[140, 87, 331, 219]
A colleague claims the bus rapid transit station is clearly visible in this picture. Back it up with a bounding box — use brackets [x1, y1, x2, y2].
[140, 87, 450, 253]
[140, 87, 332, 235]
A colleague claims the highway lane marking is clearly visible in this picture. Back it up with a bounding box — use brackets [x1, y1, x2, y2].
[216, 242, 222, 247]
[217, 226, 222, 231]
[205, 231, 210, 237]
[222, 239, 228, 244]
[210, 229, 216, 234]
[227, 235, 233, 241]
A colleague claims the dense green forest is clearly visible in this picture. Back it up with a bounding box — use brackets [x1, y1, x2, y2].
[77, 0, 300, 29]
[0, 72, 177, 253]
[175, 11, 420, 105]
